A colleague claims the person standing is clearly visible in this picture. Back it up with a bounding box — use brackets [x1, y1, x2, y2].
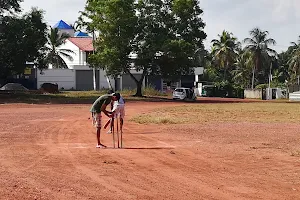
[90, 93, 118, 148]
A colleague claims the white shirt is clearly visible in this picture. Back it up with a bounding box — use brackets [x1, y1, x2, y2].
[118, 96, 125, 105]
[112, 96, 125, 112]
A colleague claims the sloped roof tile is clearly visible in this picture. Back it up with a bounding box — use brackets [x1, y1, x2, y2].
[68, 37, 94, 51]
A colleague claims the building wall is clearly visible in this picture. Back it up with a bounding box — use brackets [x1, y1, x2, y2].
[122, 74, 145, 90]
[74, 66, 115, 90]
[37, 69, 76, 90]
[147, 75, 162, 90]
[76, 70, 99, 90]
[181, 75, 195, 88]
[56, 40, 83, 68]
[244, 89, 262, 99]
[99, 69, 114, 90]
[37, 67, 114, 91]
[194, 67, 204, 75]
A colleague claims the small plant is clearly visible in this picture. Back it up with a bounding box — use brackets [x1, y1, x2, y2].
[131, 114, 186, 124]
[116, 86, 167, 97]
[143, 86, 167, 96]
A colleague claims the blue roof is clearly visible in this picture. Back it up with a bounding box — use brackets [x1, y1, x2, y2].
[53, 20, 73, 30]
[74, 31, 90, 37]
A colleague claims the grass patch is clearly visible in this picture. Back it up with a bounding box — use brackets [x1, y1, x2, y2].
[131, 113, 188, 124]
[0, 90, 170, 104]
[118, 86, 168, 97]
[131, 103, 300, 124]
[55, 90, 106, 98]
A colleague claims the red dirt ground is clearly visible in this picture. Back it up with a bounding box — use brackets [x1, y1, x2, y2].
[0, 101, 299, 200]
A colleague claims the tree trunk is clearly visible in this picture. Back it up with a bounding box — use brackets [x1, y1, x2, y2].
[224, 61, 229, 81]
[92, 68, 96, 91]
[135, 81, 143, 97]
[125, 67, 147, 97]
[251, 56, 259, 89]
[251, 67, 255, 89]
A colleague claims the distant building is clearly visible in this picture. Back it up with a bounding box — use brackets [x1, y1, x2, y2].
[37, 20, 114, 90]
[37, 19, 204, 92]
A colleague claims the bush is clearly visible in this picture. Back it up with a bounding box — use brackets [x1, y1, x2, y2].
[143, 86, 167, 96]
[255, 84, 269, 89]
[117, 86, 167, 96]
[204, 81, 244, 98]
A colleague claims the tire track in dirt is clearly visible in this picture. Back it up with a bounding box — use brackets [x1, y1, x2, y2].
[50, 115, 193, 199]
[2, 103, 300, 199]
[16, 116, 96, 199]
[109, 120, 267, 199]
[57, 117, 153, 199]
[0, 119, 67, 199]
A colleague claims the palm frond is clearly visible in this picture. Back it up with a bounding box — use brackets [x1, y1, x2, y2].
[264, 38, 276, 46]
[57, 32, 71, 45]
[244, 44, 256, 51]
[211, 39, 220, 44]
[266, 48, 277, 56]
[243, 38, 257, 45]
[59, 49, 75, 54]
[291, 42, 298, 46]
[59, 52, 74, 61]
[52, 55, 69, 69]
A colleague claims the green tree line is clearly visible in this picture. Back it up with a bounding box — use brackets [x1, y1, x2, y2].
[2, 0, 300, 97]
[206, 28, 300, 91]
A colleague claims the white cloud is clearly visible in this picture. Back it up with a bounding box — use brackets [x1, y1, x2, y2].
[262, 0, 300, 22]
[20, 0, 85, 25]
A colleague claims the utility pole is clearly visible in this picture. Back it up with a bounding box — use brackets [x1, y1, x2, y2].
[267, 61, 273, 100]
[92, 30, 96, 91]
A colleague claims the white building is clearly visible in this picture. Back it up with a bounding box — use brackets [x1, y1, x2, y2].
[37, 20, 204, 92]
[37, 20, 114, 91]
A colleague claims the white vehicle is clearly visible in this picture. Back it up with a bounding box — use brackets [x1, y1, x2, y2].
[172, 87, 197, 101]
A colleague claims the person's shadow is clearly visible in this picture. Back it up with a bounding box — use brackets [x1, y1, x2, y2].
[122, 147, 174, 150]
[103, 147, 174, 150]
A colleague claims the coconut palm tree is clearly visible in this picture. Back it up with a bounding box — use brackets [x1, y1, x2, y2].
[42, 27, 74, 68]
[232, 51, 253, 88]
[288, 36, 300, 83]
[243, 27, 277, 89]
[211, 30, 240, 81]
[276, 51, 290, 84]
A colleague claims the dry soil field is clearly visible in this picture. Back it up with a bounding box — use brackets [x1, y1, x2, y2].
[0, 99, 300, 200]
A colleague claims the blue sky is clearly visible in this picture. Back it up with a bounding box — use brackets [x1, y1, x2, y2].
[21, 0, 300, 53]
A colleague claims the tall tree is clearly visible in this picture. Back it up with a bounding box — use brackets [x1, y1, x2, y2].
[287, 36, 300, 83]
[211, 30, 240, 81]
[274, 51, 290, 84]
[80, 0, 137, 90]
[40, 27, 74, 69]
[0, 8, 47, 78]
[158, 0, 207, 79]
[0, 0, 22, 13]
[232, 51, 254, 88]
[80, 0, 206, 96]
[244, 27, 277, 89]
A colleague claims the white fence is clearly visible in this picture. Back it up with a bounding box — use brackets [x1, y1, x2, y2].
[289, 91, 300, 101]
[244, 89, 262, 99]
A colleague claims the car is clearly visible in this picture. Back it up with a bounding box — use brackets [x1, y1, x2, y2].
[172, 87, 196, 101]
